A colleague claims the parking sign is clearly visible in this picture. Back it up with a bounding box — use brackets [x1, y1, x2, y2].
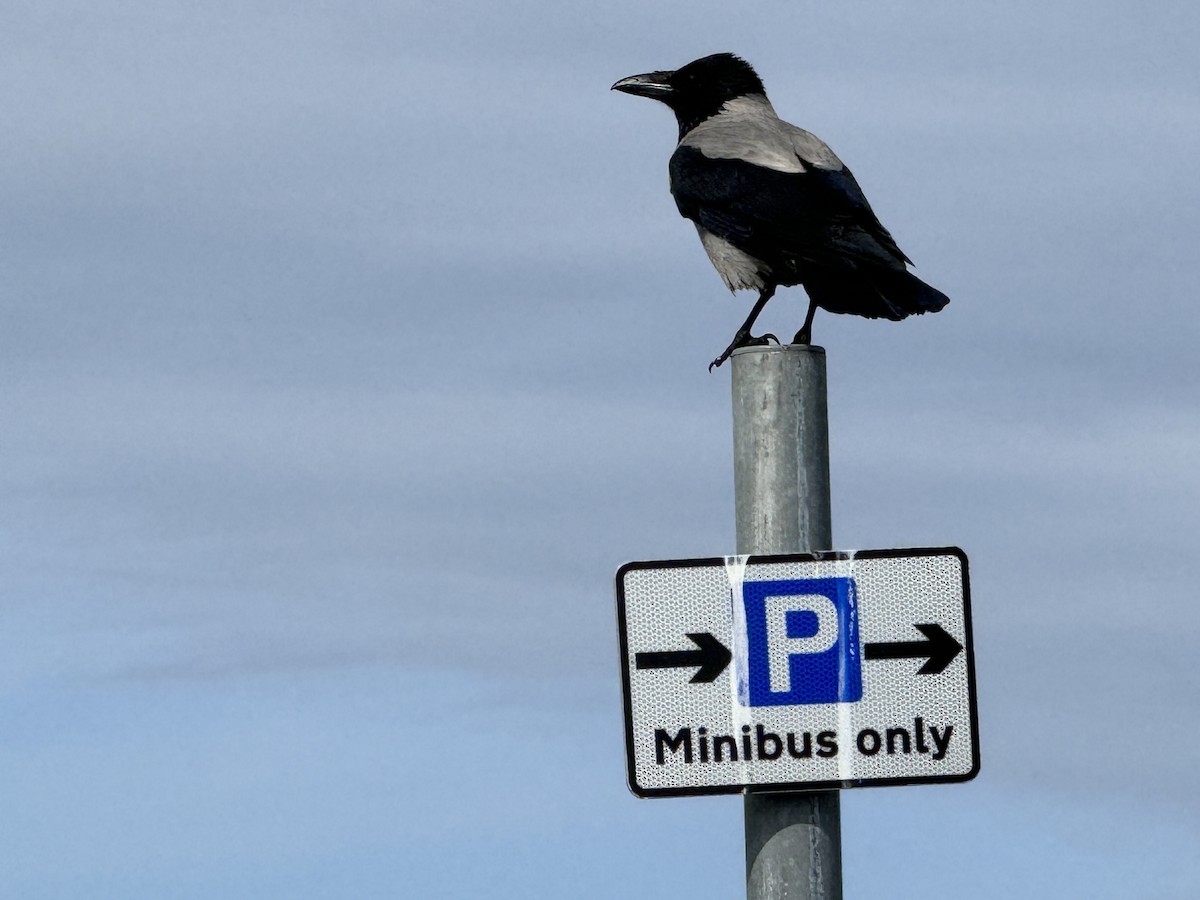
[616, 548, 978, 797]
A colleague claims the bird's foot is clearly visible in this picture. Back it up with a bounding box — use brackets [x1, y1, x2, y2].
[791, 325, 812, 345]
[708, 332, 779, 372]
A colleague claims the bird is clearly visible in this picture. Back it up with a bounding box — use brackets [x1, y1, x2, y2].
[612, 53, 950, 370]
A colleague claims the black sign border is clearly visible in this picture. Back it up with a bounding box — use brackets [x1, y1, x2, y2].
[616, 546, 979, 799]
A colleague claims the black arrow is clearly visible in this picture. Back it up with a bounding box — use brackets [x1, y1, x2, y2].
[635, 632, 731, 683]
[864, 623, 963, 675]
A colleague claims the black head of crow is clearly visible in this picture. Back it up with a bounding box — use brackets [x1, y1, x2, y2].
[612, 53, 949, 370]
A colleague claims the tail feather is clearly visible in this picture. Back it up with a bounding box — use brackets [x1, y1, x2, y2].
[803, 268, 949, 321]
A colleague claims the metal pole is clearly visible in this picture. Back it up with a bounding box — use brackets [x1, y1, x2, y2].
[731, 343, 842, 900]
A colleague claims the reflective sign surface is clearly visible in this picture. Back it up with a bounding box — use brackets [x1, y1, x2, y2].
[617, 548, 979, 797]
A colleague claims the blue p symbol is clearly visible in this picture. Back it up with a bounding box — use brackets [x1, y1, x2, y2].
[742, 578, 862, 706]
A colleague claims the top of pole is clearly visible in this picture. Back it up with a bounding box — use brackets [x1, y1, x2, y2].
[731, 343, 825, 360]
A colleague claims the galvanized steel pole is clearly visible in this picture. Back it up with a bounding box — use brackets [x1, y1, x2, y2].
[731, 343, 842, 900]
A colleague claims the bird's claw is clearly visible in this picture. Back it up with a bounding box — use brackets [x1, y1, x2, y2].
[708, 332, 780, 372]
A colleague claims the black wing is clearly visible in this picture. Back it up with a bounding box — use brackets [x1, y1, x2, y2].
[669, 145, 912, 281]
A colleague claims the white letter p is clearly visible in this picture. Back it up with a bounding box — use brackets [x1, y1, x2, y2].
[765, 594, 838, 693]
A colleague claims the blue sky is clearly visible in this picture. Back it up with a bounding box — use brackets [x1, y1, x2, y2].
[4, 1, 1200, 896]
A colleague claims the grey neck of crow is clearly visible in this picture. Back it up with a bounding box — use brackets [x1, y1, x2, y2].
[675, 92, 776, 142]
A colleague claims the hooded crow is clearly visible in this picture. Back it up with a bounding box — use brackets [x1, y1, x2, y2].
[613, 53, 949, 370]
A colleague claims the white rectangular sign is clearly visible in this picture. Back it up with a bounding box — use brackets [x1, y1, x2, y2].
[616, 548, 978, 797]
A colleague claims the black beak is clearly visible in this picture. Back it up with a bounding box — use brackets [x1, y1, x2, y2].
[611, 71, 675, 100]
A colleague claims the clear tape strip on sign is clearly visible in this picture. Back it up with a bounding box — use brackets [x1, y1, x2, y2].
[723, 555, 754, 786]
